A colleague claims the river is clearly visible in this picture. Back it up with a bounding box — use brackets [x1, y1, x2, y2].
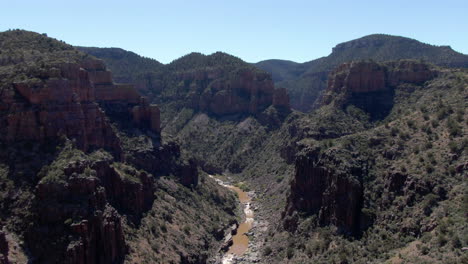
[209, 176, 254, 264]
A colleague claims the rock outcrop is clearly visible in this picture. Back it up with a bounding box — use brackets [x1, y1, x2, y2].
[83, 58, 140, 104]
[185, 68, 289, 116]
[84, 58, 160, 133]
[65, 207, 126, 264]
[272, 87, 290, 109]
[3, 62, 122, 156]
[31, 152, 156, 264]
[322, 60, 437, 120]
[131, 97, 161, 133]
[124, 139, 199, 187]
[1, 58, 162, 158]
[284, 147, 364, 236]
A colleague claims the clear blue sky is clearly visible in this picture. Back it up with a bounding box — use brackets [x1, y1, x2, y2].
[2, 0, 467, 63]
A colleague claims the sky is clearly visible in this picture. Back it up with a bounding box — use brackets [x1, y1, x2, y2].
[1, 0, 467, 64]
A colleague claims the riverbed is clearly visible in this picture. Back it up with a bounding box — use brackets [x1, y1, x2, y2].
[208, 176, 254, 264]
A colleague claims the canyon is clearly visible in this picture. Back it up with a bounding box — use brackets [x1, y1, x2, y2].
[0, 30, 467, 264]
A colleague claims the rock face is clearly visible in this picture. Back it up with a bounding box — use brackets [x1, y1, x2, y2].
[84, 58, 160, 133]
[1, 58, 162, 157]
[322, 60, 437, 120]
[256, 34, 468, 112]
[386, 60, 438, 86]
[31, 154, 155, 264]
[272, 87, 290, 109]
[77, 49, 292, 118]
[326, 61, 387, 95]
[124, 140, 199, 187]
[3, 62, 122, 156]
[131, 97, 161, 133]
[177, 159, 199, 187]
[0, 55, 163, 262]
[185, 68, 289, 116]
[284, 147, 364, 236]
[65, 207, 126, 264]
[83, 58, 140, 104]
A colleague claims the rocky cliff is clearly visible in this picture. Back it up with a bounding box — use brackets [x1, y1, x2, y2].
[256, 34, 468, 112]
[29, 148, 157, 263]
[322, 60, 437, 120]
[284, 146, 365, 236]
[78, 50, 291, 120]
[164, 53, 291, 119]
[1, 58, 161, 159]
[2, 62, 122, 155]
[284, 61, 440, 234]
[188, 68, 277, 116]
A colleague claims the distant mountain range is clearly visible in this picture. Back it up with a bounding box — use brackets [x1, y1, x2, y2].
[80, 34, 468, 113]
[255, 34, 468, 111]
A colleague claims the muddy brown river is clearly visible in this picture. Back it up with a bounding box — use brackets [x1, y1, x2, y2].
[225, 185, 253, 256]
[208, 176, 254, 263]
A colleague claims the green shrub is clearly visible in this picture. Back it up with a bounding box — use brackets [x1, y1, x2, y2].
[183, 225, 191, 235]
[425, 164, 434, 173]
[234, 182, 250, 192]
[448, 141, 459, 153]
[425, 141, 433, 150]
[276, 175, 284, 183]
[421, 232, 432, 243]
[451, 236, 462, 248]
[421, 245, 430, 255]
[446, 166, 456, 176]
[447, 117, 461, 137]
[436, 234, 447, 246]
[455, 108, 464, 122]
[286, 247, 294, 259]
[406, 119, 417, 129]
[263, 246, 272, 256]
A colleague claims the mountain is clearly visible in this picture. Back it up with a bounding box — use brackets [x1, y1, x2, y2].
[76, 46, 163, 83]
[255, 34, 468, 112]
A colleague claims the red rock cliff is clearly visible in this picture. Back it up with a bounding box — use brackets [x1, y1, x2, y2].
[32, 153, 155, 264]
[323, 60, 437, 106]
[322, 60, 437, 120]
[1, 58, 162, 156]
[3, 62, 122, 156]
[181, 68, 290, 116]
[284, 147, 364, 236]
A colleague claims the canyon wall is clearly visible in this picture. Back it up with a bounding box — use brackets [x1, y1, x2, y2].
[1, 58, 161, 160]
